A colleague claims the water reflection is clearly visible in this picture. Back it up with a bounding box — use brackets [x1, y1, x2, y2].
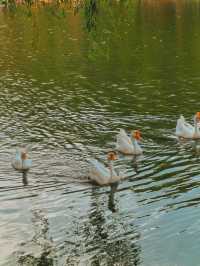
[131, 155, 143, 173]
[22, 171, 28, 186]
[84, 0, 98, 31]
[140, 0, 200, 17]
[193, 140, 200, 155]
[84, 188, 141, 265]
[108, 182, 118, 212]
[62, 185, 141, 265]
[17, 209, 55, 266]
[1, 1, 200, 265]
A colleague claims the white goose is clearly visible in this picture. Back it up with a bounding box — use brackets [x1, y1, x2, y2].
[12, 149, 32, 172]
[116, 129, 142, 155]
[88, 152, 122, 185]
[175, 112, 200, 139]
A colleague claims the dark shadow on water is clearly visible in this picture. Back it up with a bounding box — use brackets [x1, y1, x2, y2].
[86, 187, 141, 265]
[16, 209, 56, 266]
[22, 171, 28, 186]
[108, 182, 118, 212]
[62, 183, 141, 265]
[192, 140, 200, 156]
[132, 155, 141, 173]
[84, 0, 98, 31]
[18, 253, 54, 266]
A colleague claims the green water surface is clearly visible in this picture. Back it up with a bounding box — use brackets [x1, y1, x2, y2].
[1, 1, 200, 265]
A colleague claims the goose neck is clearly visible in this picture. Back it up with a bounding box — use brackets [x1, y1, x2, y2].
[132, 138, 137, 149]
[194, 116, 199, 134]
[109, 161, 114, 181]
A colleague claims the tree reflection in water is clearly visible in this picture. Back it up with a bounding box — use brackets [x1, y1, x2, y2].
[17, 210, 56, 266]
[87, 188, 141, 266]
[64, 186, 141, 266]
[84, 0, 98, 31]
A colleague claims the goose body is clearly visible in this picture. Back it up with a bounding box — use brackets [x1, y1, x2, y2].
[12, 150, 32, 171]
[176, 114, 200, 139]
[88, 152, 121, 185]
[116, 129, 142, 155]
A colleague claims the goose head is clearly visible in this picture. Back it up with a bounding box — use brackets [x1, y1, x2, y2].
[132, 130, 142, 142]
[195, 112, 200, 123]
[107, 151, 117, 161]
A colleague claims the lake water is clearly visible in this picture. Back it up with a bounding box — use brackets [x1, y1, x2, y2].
[1, 1, 200, 265]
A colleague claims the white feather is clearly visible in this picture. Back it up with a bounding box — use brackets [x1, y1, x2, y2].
[88, 158, 121, 186]
[175, 115, 200, 139]
[116, 129, 142, 155]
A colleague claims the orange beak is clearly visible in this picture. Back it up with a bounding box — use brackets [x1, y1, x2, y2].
[196, 112, 200, 121]
[133, 130, 141, 141]
[107, 151, 117, 161]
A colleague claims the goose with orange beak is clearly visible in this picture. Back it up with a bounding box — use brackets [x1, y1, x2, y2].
[116, 129, 143, 155]
[88, 151, 122, 185]
[12, 148, 32, 172]
[176, 112, 200, 139]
